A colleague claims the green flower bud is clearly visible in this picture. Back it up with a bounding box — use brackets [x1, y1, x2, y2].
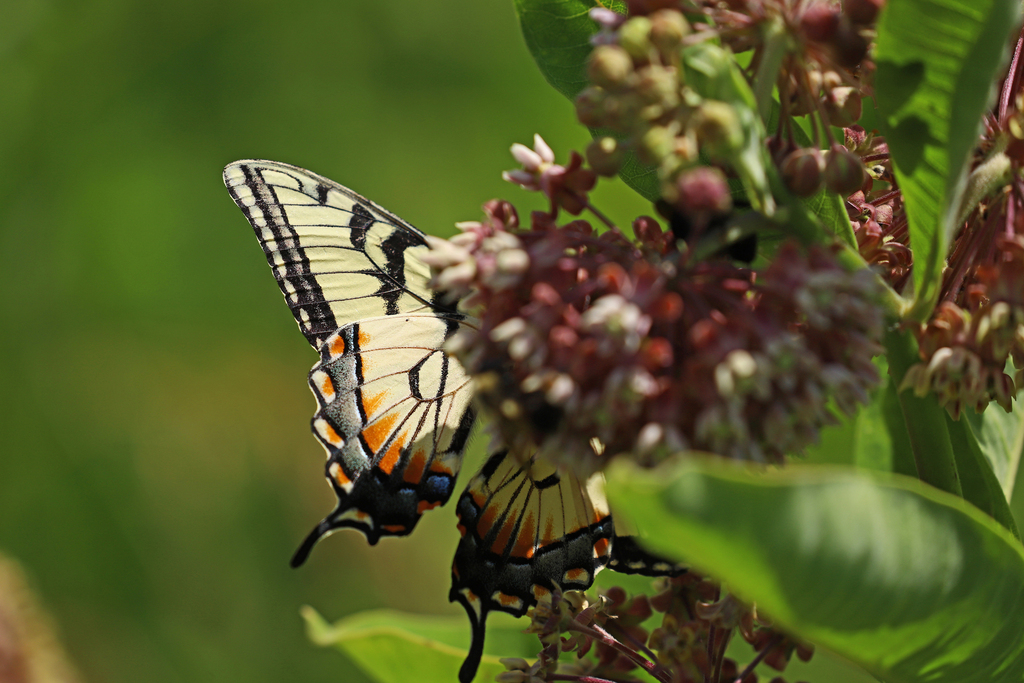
[693, 100, 744, 159]
[586, 137, 625, 176]
[650, 9, 690, 56]
[618, 16, 653, 60]
[602, 91, 644, 132]
[637, 125, 676, 166]
[635, 65, 680, 106]
[588, 45, 634, 88]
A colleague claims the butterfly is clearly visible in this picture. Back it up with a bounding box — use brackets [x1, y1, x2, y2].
[223, 160, 684, 682]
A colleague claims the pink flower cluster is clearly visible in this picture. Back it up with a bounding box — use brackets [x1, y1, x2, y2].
[425, 199, 884, 469]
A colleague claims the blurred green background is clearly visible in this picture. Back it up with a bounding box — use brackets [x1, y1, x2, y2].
[1, 2, 1021, 683]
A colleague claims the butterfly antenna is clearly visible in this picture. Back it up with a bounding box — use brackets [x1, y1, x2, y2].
[290, 518, 333, 568]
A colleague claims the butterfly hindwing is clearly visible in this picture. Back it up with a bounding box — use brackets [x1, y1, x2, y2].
[450, 451, 614, 683]
[224, 160, 450, 349]
[224, 160, 477, 560]
[292, 313, 476, 564]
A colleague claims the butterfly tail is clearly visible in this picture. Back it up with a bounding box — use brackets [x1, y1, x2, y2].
[458, 609, 488, 683]
[290, 518, 334, 568]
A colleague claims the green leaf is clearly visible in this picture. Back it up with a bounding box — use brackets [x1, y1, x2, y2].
[963, 403, 1024, 499]
[302, 607, 536, 683]
[606, 458, 1024, 683]
[873, 0, 1021, 319]
[947, 413, 1020, 539]
[513, 0, 625, 101]
[883, 324, 962, 496]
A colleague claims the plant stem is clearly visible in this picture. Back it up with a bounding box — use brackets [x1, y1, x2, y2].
[733, 633, 783, 682]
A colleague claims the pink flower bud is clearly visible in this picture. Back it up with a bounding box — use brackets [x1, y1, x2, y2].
[781, 148, 825, 197]
[801, 2, 840, 42]
[825, 147, 868, 196]
[844, 0, 884, 25]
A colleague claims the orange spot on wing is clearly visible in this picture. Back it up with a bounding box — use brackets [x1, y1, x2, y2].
[361, 390, 386, 418]
[489, 515, 516, 555]
[593, 537, 610, 558]
[509, 512, 537, 559]
[330, 335, 347, 357]
[470, 490, 487, 508]
[418, 500, 441, 514]
[377, 432, 406, 475]
[476, 504, 499, 541]
[456, 522, 467, 537]
[324, 423, 343, 445]
[541, 518, 557, 545]
[497, 593, 521, 607]
[429, 460, 453, 476]
[361, 411, 398, 453]
[320, 376, 335, 398]
[564, 568, 586, 582]
[333, 467, 351, 487]
[382, 524, 405, 533]
[403, 449, 429, 484]
[358, 328, 372, 348]
[532, 585, 550, 600]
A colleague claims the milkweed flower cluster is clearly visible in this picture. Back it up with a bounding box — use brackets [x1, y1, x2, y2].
[424, 140, 884, 470]
[505, 581, 813, 683]
[880, 61, 1024, 417]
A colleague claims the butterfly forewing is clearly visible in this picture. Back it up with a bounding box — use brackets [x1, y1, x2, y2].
[224, 160, 476, 562]
[224, 160, 449, 349]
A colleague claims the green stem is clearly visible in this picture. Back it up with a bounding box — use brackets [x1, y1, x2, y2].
[883, 326, 963, 497]
[753, 18, 789, 124]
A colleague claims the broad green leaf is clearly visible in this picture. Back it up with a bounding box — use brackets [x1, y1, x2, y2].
[874, 0, 1020, 319]
[804, 370, 917, 478]
[883, 325, 961, 496]
[513, 0, 625, 101]
[963, 403, 1024, 499]
[606, 459, 1024, 683]
[302, 607, 536, 683]
[947, 413, 1020, 539]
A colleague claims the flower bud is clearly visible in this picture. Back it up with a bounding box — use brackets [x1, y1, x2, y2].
[586, 136, 625, 176]
[824, 147, 868, 195]
[618, 16, 653, 60]
[575, 86, 607, 127]
[832, 20, 869, 68]
[801, 2, 840, 42]
[637, 125, 676, 166]
[693, 100, 744, 159]
[588, 45, 634, 88]
[634, 65, 679, 106]
[844, 0, 884, 25]
[823, 86, 863, 127]
[675, 166, 732, 215]
[781, 148, 825, 197]
[649, 9, 690, 55]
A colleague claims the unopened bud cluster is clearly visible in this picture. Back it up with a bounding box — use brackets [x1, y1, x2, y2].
[579, 2, 880, 205]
